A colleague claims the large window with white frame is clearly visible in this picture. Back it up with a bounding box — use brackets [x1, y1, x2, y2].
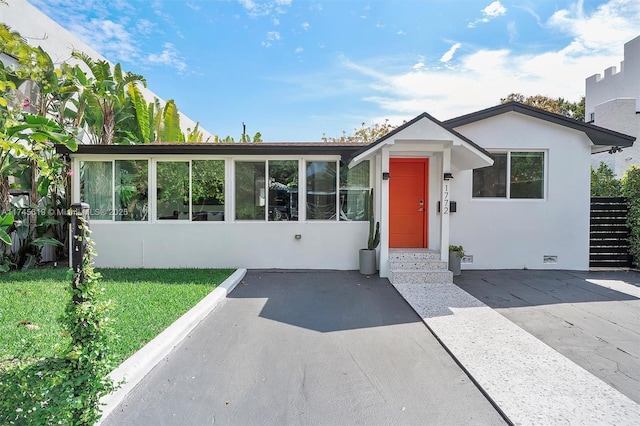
[192, 160, 225, 221]
[473, 151, 545, 199]
[80, 160, 149, 221]
[79, 158, 371, 222]
[156, 160, 226, 221]
[305, 160, 370, 221]
[340, 161, 370, 221]
[234, 160, 299, 221]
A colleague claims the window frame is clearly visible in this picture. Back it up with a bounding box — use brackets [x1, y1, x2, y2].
[78, 157, 151, 222]
[472, 150, 547, 201]
[233, 158, 301, 222]
[74, 156, 372, 223]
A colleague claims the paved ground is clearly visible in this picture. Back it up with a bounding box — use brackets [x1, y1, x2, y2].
[103, 270, 506, 426]
[454, 269, 640, 404]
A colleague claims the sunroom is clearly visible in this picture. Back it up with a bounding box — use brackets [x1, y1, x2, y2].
[59, 143, 373, 269]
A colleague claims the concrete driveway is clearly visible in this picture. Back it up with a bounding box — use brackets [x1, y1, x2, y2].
[103, 270, 506, 426]
[454, 269, 640, 404]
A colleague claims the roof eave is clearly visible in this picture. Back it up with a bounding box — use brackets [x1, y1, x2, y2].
[444, 101, 635, 148]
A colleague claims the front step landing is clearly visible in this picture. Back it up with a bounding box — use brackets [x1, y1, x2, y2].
[389, 249, 453, 285]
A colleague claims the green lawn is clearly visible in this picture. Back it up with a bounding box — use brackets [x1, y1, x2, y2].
[0, 268, 235, 365]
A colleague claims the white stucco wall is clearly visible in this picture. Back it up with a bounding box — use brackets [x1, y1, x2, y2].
[589, 99, 640, 177]
[585, 36, 640, 116]
[89, 222, 368, 269]
[450, 112, 592, 270]
[586, 35, 640, 177]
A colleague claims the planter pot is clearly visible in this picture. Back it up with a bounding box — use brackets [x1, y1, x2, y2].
[359, 249, 377, 275]
[448, 251, 462, 276]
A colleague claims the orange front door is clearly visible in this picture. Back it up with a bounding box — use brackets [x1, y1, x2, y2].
[389, 159, 428, 248]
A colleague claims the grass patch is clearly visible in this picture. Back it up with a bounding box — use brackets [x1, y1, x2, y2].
[0, 268, 235, 365]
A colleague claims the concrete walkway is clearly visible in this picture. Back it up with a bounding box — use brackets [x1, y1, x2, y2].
[456, 269, 640, 404]
[102, 270, 506, 425]
[392, 270, 640, 426]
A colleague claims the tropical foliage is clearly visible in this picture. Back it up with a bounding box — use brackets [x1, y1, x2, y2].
[591, 162, 622, 197]
[621, 166, 640, 267]
[1, 20, 265, 269]
[501, 93, 585, 121]
[322, 119, 401, 143]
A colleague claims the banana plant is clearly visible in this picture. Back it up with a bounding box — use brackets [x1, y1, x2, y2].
[71, 51, 146, 145]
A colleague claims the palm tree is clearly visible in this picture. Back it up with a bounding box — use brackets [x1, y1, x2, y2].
[71, 51, 146, 145]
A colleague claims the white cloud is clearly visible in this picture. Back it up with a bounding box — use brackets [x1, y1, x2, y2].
[294, 47, 304, 54]
[146, 42, 187, 72]
[237, 0, 292, 18]
[341, 0, 640, 121]
[468, 1, 507, 28]
[301, 22, 310, 31]
[262, 31, 281, 47]
[547, 0, 640, 56]
[273, 18, 280, 25]
[397, 30, 406, 36]
[440, 43, 462, 63]
[267, 31, 281, 41]
[483, 1, 507, 18]
[68, 19, 138, 63]
[136, 19, 156, 35]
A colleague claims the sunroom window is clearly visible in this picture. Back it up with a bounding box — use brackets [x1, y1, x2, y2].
[156, 161, 189, 220]
[80, 160, 149, 221]
[235, 160, 299, 221]
[340, 161, 370, 221]
[306, 161, 337, 220]
[473, 151, 545, 199]
[192, 160, 225, 221]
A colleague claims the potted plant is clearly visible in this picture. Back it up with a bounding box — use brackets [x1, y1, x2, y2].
[359, 189, 380, 275]
[448, 245, 464, 276]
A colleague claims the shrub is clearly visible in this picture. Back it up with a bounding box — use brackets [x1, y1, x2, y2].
[0, 213, 116, 425]
[591, 162, 621, 197]
[622, 166, 640, 267]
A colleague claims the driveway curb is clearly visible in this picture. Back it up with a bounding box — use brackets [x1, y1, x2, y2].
[98, 268, 247, 423]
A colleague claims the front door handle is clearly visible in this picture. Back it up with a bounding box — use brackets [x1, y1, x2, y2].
[417, 208, 424, 212]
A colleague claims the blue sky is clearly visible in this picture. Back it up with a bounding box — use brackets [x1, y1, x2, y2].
[24, 0, 640, 141]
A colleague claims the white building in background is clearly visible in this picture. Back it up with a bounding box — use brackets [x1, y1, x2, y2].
[1, 0, 214, 141]
[587, 35, 640, 177]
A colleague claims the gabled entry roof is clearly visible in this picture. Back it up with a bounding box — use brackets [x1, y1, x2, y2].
[444, 102, 636, 153]
[348, 111, 494, 171]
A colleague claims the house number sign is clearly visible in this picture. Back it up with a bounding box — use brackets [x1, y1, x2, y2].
[443, 184, 450, 215]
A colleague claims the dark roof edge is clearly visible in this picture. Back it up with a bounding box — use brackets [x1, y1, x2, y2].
[443, 102, 636, 147]
[55, 143, 363, 161]
[350, 112, 493, 161]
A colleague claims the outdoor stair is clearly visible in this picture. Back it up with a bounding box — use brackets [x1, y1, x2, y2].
[388, 248, 453, 284]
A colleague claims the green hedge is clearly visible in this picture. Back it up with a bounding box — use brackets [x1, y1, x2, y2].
[622, 165, 640, 267]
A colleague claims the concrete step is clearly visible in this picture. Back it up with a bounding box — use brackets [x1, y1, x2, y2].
[390, 269, 453, 284]
[388, 248, 441, 261]
[389, 260, 448, 270]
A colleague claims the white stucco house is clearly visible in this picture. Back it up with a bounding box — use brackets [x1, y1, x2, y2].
[587, 35, 640, 177]
[57, 102, 634, 278]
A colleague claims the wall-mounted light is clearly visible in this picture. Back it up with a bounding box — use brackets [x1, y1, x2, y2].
[443, 172, 454, 180]
[608, 146, 623, 154]
[382, 172, 390, 180]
